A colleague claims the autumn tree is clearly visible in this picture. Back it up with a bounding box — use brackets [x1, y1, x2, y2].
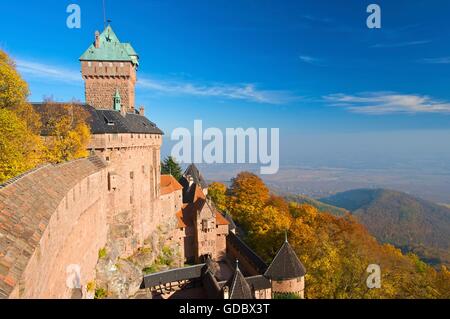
[216, 171, 450, 299]
[207, 182, 228, 213]
[0, 49, 29, 109]
[228, 172, 270, 227]
[39, 101, 91, 163]
[0, 50, 45, 182]
[0, 108, 44, 183]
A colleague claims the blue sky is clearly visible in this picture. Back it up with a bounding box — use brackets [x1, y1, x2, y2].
[1, 0, 450, 168]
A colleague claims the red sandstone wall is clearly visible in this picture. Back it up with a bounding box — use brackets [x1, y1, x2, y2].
[89, 133, 163, 257]
[81, 61, 136, 112]
[0, 158, 108, 299]
[271, 277, 305, 298]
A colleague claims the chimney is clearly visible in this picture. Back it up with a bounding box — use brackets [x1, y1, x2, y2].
[139, 106, 145, 116]
[95, 31, 100, 48]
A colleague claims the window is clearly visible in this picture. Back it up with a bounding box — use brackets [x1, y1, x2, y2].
[130, 171, 134, 180]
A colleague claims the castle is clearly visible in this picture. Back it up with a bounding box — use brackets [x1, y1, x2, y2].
[0, 26, 306, 299]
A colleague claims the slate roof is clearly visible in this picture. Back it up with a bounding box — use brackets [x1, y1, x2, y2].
[264, 240, 306, 280]
[80, 25, 139, 66]
[31, 103, 163, 135]
[226, 262, 254, 299]
[183, 164, 208, 189]
[245, 275, 272, 291]
[178, 185, 228, 229]
[141, 264, 206, 288]
[227, 232, 268, 274]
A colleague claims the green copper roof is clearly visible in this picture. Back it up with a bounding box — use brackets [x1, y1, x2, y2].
[80, 25, 139, 66]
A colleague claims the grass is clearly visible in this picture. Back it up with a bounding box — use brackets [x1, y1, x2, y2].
[143, 264, 159, 274]
[142, 246, 176, 274]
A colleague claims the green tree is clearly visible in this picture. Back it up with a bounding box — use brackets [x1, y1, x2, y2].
[161, 156, 182, 180]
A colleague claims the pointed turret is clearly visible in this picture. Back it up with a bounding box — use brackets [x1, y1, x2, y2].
[265, 236, 306, 298]
[113, 89, 121, 111]
[225, 260, 253, 299]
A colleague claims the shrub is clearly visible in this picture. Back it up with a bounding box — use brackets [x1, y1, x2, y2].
[98, 248, 107, 259]
[94, 288, 108, 299]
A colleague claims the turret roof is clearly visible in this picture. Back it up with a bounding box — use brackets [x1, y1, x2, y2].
[264, 239, 306, 280]
[227, 261, 254, 299]
[80, 25, 139, 66]
[183, 164, 208, 189]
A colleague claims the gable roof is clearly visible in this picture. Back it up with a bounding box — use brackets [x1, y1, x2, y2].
[160, 175, 183, 195]
[227, 262, 254, 299]
[80, 25, 139, 66]
[32, 103, 163, 135]
[183, 164, 208, 189]
[216, 212, 230, 226]
[264, 240, 306, 280]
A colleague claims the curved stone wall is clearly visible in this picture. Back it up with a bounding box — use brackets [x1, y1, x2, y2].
[0, 157, 108, 299]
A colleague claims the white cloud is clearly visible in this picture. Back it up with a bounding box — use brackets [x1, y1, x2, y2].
[324, 92, 450, 115]
[421, 57, 450, 64]
[15, 57, 294, 104]
[16, 59, 81, 83]
[138, 77, 294, 104]
[299, 55, 322, 65]
[371, 40, 431, 48]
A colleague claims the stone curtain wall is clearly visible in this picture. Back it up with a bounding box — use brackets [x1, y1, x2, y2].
[0, 157, 108, 298]
[271, 277, 305, 298]
[90, 133, 163, 257]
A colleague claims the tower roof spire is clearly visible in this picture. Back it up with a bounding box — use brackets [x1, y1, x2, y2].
[264, 239, 306, 281]
[79, 25, 139, 66]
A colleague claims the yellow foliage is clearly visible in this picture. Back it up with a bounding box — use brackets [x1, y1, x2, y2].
[0, 49, 29, 109]
[0, 50, 92, 183]
[0, 108, 44, 183]
[218, 171, 450, 299]
[208, 182, 228, 213]
[40, 101, 91, 163]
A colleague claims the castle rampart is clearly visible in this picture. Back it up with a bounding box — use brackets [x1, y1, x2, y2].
[0, 157, 108, 298]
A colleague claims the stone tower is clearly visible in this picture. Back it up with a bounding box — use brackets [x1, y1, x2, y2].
[80, 25, 139, 113]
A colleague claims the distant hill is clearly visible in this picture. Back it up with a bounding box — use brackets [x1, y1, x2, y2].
[285, 194, 349, 216]
[320, 189, 450, 266]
